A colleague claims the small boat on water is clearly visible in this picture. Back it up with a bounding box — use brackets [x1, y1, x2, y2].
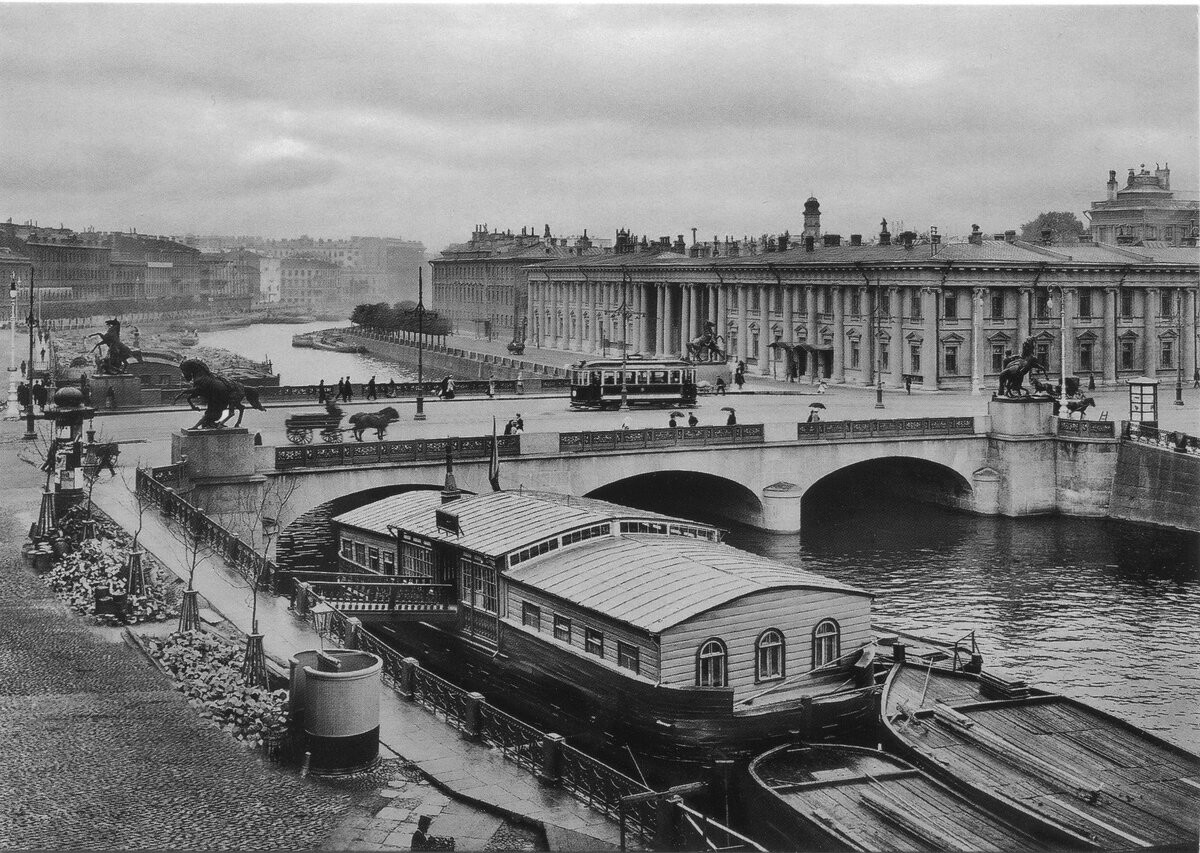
[748, 743, 1050, 852]
[290, 332, 366, 353]
[179, 332, 198, 347]
[881, 661, 1200, 850]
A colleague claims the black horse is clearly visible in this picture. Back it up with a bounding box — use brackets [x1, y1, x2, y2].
[174, 358, 266, 429]
[997, 336, 1045, 397]
[88, 319, 142, 375]
[348, 406, 399, 441]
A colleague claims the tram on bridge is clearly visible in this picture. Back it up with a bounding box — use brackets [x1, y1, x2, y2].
[568, 356, 697, 410]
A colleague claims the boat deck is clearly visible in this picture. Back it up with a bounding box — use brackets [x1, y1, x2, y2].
[752, 744, 1045, 852]
[884, 664, 1200, 850]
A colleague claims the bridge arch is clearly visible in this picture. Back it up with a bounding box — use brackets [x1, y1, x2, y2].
[801, 456, 975, 517]
[584, 469, 764, 528]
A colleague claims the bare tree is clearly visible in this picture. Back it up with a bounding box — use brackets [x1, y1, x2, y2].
[163, 499, 225, 633]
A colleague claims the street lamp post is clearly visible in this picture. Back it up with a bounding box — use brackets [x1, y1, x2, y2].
[414, 267, 426, 421]
[6, 274, 18, 419]
[24, 267, 37, 440]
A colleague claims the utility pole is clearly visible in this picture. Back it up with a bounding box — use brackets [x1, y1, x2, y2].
[874, 278, 885, 409]
[414, 267, 426, 421]
[24, 267, 37, 440]
[6, 274, 18, 419]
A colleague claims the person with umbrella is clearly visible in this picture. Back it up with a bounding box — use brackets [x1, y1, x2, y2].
[688, 411, 698, 427]
[807, 401, 826, 423]
[721, 406, 736, 426]
[669, 412, 679, 428]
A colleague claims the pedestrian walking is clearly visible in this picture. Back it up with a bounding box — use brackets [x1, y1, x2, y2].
[1088, 372, 1096, 392]
[715, 376, 726, 395]
[317, 379, 326, 403]
[807, 409, 820, 423]
[344, 378, 354, 402]
[669, 414, 678, 428]
[366, 376, 377, 400]
[817, 380, 827, 395]
[513, 413, 524, 433]
[1193, 368, 1199, 389]
[32, 381, 47, 411]
[734, 362, 745, 391]
[516, 370, 525, 394]
[688, 412, 699, 427]
[16, 381, 29, 412]
[620, 416, 631, 430]
[503, 418, 515, 436]
[387, 378, 397, 397]
[726, 410, 736, 426]
[335, 377, 345, 402]
[904, 374, 912, 395]
[487, 376, 495, 398]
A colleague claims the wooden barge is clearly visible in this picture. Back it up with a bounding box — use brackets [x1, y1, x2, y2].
[880, 661, 1200, 850]
[331, 490, 879, 760]
[747, 743, 1050, 852]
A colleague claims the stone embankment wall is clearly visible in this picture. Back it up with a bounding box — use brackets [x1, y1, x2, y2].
[1055, 438, 1120, 518]
[351, 333, 566, 381]
[1108, 442, 1200, 532]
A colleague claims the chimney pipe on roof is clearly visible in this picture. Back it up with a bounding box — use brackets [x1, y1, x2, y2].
[902, 232, 915, 249]
[1004, 230, 1017, 243]
[968, 224, 983, 246]
[1040, 228, 1053, 245]
[850, 234, 862, 247]
[804, 236, 815, 252]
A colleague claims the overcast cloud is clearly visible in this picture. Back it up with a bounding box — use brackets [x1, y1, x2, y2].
[1, 4, 1196, 251]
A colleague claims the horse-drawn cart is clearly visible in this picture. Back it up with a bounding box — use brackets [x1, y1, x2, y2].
[285, 411, 344, 444]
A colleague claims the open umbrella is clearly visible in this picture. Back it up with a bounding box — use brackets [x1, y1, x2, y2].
[720, 406, 736, 413]
[670, 411, 685, 418]
[809, 402, 827, 409]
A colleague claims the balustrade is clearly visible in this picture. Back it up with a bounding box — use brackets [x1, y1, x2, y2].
[559, 423, 764, 454]
[276, 434, 520, 470]
[1056, 419, 1117, 439]
[796, 416, 976, 441]
[1122, 422, 1200, 454]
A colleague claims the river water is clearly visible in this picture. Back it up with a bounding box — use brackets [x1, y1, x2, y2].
[211, 321, 1198, 751]
[200, 321, 416, 385]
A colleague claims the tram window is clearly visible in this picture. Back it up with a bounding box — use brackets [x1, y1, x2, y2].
[637, 371, 648, 384]
[590, 371, 601, 385]
[624, 371, 636, 384]
[651, 370, 666, 383]
[669, 371, 680, 383]
[603, 372, 616, 385]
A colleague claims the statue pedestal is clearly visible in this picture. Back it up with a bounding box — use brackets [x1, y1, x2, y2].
[988, 395, 1054, 436]
[171, 428, 264, 515]
[91, 374, 143, 409]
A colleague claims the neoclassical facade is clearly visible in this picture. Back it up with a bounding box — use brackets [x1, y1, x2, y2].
[525, 230, 1199, 390]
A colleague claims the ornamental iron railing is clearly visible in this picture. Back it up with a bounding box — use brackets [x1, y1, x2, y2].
[1122, 422, 1200, 454]
[1056, 419, 1117, 439]
[276, 433, 520, 470]
[796, 416, 976, 441]
[559, 423, 765, 454]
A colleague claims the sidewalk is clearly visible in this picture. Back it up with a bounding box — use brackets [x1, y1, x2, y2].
[91, 476, 626, 851]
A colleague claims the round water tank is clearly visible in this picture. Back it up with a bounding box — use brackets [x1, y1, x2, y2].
[290, 649, 382, 773]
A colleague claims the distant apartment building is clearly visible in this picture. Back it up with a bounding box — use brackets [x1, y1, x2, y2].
[279, 256, 340, 311]
[1088, 164, 1199, 246]
[429, 224, 605, 339]
[258, 256, 282, 304]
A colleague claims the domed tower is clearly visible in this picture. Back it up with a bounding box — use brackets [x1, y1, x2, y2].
[802, 196, 821, 241]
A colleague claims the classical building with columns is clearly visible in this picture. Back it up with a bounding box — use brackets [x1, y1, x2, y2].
[525, 222, 1198, 390]
[1087, 164, 1199, 247]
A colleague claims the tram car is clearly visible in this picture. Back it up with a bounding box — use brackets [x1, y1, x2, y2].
[568, 357, 698, 410]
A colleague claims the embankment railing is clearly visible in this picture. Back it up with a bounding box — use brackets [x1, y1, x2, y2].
[1122, 422, 1200, 454]
[1056, 419, 1117, 439]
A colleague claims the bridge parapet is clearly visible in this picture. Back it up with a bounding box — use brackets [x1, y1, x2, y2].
[276, 434, 520, 470]
[1057, 419, 1117, 440]
[558, 423, 764, 453]
[796, 416, 977, 442]
[1122, 422, 1200, 455]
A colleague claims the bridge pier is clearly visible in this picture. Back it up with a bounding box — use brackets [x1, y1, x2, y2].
[760, 481, 804, 534]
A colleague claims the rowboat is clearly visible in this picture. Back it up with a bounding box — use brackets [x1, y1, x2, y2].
[880, 661, 1200, 850]
[747, 743, 1049, 852]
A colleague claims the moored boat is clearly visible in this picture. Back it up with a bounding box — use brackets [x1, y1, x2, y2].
[880, 661, 1200, 850]
[747, 742, 1051, 852]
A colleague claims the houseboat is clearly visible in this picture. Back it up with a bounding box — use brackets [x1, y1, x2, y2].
[331, 489, 878, 759]
[881, 662, 1200, 850]
[747, 743, 1049, 852]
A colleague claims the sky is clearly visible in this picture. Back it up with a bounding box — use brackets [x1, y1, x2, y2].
[1, 3, 1197, 253]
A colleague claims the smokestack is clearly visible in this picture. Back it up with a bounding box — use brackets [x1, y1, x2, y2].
[1107, 169, 1118, 201]
[850, 234, 862, 247]
[804, 236, 815, 252]
[968, 224, 983, 246]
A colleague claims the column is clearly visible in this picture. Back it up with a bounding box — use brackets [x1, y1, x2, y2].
[1017, 287, 1031, 345]
[638, 284, 650, 354]
[758, 285, 771, 375]
[663, 285, 675, 356]
[783, 284, 794, 345]
[1060, 287, 1075, 386]
[709, 284, 719, 327]
[831, 286, 845, 382]
[575, 282, 585, 352]
[716, 285, 727, 353]
[529, 282, 539, 346]
[680, 284, 692, 354]
[737, 285, 749, 363]
[1102, 287, 1117, 383]
[1144, 288, 1158, 375]
[889, 287, 903, 387]
[656, 286, 666, 355]
[921, 287, 938, 388]
[549, 281, 559, 348]
[972, 286, 986, 395]
[1183, 288, 1197, 387]
[587, 282, 598, 353]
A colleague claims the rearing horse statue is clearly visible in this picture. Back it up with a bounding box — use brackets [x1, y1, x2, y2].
[996, 336, 1045, 397]
[174, 358, 266, 429]
[88, 319, 142, 375]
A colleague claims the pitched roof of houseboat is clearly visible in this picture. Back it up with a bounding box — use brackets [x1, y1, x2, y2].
[505, 534, 871, 632]
[334, 490, 717, 556]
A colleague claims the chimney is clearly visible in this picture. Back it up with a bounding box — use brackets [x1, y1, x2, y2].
[441, 446, 460, 504]
[1155, 162, 1170, 190]
[804, 236, 815, 252]
[968, 224, 983, 246]
[879, 218, 891, 246]
[1040, 228, 1053, 245]
[822, 234, 838, 247]
[992, 233, 1005, 241]
[778, 231, 790, 252]
[1004, 230, 1017, 243]
[850, 234, 862, 247]
[1107, 169, 1118, 201]
[902, 231, 915, 249]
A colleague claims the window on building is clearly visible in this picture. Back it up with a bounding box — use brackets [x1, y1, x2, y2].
[354, 543, 366, 565]
[696, 639, 728, 687]
[553, 615, 572, 643]
[522, 602, 541, 630]
[1036, 293, 1051, 320]
[944, 345, 959, 374]
[1036, 342, 1050, 368]
[880, 343, 890, 373]
[382, 551, 395, 574]
[1145, 226, 1157, 240]
[909, 344, 921, 375]
[402, 540, 434, 578]
[910, 290, 922, 319]
[617, 641, 640, 674]
[367, 547, 380, 572]
[341, 538, 354, 559]
[822, 289, 831, 314]
[1161, 339, 1174, 369]
[850, 340, 860, 369]
[813, 619, 841, 669]
[1121, 291, 1134, 318]
[756, 629, 785, 681]
[850, 291, 861, 316]
[992, 344, 1006, 372]
[585, 628, 604, 658]
[1079, 341, 1094, 372]
[991, 292, 1004, 320]
[1160, 291, 1174, 317]
[1164, 226, 1175, 243]
[1121, 339, 1136, 371]
[1078, 291, 1093, 319]
[943, 292, 957, 319]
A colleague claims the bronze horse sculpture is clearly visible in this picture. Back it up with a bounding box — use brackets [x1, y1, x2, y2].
[88, 319, 142, 375]
[996, 336, 1046, 397]
[348, 406, 399, 441]
[685, 322, 726, 363]
[174, 358, 266, 429]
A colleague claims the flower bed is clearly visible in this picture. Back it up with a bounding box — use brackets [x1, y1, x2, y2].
[147, 630, 290, 749]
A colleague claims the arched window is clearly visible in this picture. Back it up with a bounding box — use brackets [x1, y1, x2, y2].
[696, 639, 728, 687]
[756, 629, 785, 681]
[812, 619, 840, 669]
